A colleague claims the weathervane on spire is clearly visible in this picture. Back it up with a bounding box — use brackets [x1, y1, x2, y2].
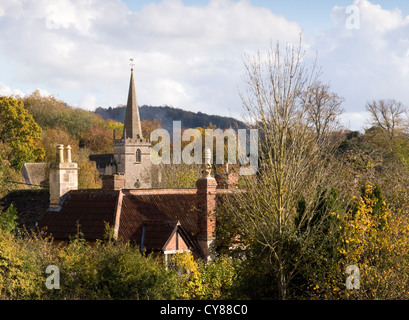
[129, 58, 135, 71]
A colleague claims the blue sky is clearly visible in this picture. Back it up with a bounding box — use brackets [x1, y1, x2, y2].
[124, 0, 409, 33]
[123, 1, 349, 35]
[1, 0, 409, 130]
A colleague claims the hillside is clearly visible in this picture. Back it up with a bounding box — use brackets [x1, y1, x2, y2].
[94, 105, 247, 132]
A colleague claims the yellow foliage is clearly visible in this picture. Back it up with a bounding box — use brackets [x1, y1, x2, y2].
[313, 182, 409, 299]
[172, 252, 204, 299]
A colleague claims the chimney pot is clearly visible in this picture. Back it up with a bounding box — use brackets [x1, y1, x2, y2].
[65, 145, 72, 163]
[56, 144, 64, 163]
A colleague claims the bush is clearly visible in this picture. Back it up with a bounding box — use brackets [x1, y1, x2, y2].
[42, 237, 180, 300]
[0, 204, 18, 234]
[172, 252, 237, 300]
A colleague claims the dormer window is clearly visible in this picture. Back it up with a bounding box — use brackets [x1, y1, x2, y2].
[136, 149, 141, 163]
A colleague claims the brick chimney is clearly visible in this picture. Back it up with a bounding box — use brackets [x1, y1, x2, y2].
[196, 149, 218, 262]
[49, 144, 78, 208]
[101, 173, 125, 190]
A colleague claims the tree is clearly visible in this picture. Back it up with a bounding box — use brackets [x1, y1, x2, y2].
[23, 90, 68, 130]
[0, 96, 45, 170]
[0, 142, 24, 197]
[155, 163, 201, 189]
[365, 99, 406, 140]
[307, 183, 409, 299]
[303, 82, 344, 142]
[0, 204, 18, 234]
[75, 148, 102, 189]
[221, 38, 340, 299]
[141, 119, 162, 139]
[40, 128, 78, 163]
[23, 91, 100, 140]
[81, 126, 114, 154]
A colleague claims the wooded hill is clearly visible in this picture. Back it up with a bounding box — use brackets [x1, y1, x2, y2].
[94, 105, 247, 132]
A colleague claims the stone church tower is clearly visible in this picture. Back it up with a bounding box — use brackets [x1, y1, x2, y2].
[112, 68, 152, 189]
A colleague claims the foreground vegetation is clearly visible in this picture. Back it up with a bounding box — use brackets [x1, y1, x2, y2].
[0, 212, 237, 300]
[2, 175, 409, 300]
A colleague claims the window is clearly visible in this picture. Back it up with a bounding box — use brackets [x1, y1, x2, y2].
[164, 249, 191, 273]
[136, 149, 141, 163]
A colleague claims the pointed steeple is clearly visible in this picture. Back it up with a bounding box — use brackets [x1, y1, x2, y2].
[123, 67, 143, 140]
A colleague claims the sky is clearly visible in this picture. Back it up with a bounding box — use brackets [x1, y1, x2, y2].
[1, 0, 409, 131]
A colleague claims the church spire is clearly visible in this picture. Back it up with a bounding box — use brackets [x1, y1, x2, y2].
[123, 59, 143, 140]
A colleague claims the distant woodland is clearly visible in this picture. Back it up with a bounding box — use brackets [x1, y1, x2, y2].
[94, 105, 247, 132]
[0, 91, 246, 195]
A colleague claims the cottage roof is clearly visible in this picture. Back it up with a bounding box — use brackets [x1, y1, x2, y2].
[38, 188, 231, 258]
[39, 189, 120, 240]
[21, 163, 48, 187]
[0, 189, 49, 229]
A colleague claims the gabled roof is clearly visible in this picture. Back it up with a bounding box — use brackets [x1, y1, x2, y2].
[38, 188, 235, 259]
[141, 221, 195, 252]
[21, 163, 47, 187]
[38, 189, 203, 255]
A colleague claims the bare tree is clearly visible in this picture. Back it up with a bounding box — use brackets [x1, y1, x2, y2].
[223, 38, 340, 299]
[303, 82, 344, 142]
[366, 99, 406, 140]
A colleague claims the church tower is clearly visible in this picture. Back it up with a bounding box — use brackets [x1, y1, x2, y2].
[113, 66, 152, 189]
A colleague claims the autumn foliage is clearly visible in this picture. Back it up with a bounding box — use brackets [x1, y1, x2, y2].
[307, 182, 409, 299]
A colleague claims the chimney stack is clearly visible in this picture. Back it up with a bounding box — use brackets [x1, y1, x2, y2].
[49, 144, 78, 208]
[196, 148, 217, 262]
[101, 173, 125, 190]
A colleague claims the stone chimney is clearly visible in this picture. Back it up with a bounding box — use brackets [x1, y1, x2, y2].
[49, 144, 78, 208]
[101, 173, 125, 190]
[196, 149, 217, 262]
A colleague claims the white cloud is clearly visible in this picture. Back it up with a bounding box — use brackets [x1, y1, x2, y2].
[0, 0, 302, 115]
[309, 0, 409, 130]
[44, 1, 97, 34]
[80, 93, 98, 110]
[0, 81, 25, 97]
[340, 111, 371, 132]
[0, 81, 51, 99]
[4, 0, 409, 132]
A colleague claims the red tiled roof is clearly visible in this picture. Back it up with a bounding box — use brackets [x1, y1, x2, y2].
[0, 189, 49, 230]
[142, 220, 176, 250]
[39, 189, 120, 240]
[118, 190, 199, 243]
[38, 188, 236, 258]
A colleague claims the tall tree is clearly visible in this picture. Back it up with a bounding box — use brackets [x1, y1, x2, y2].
[222, 38, 340, 299]
[0, 96, 44, 170]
